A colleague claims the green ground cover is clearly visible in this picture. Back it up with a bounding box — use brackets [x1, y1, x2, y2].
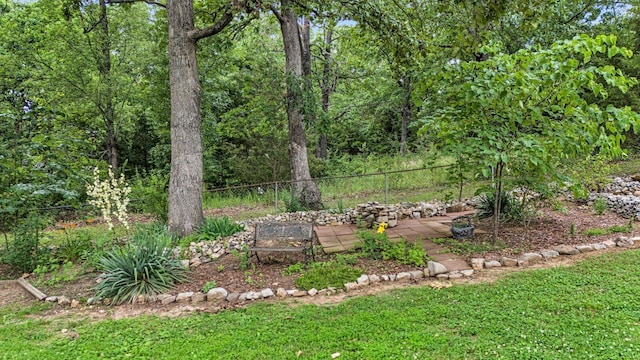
[1, 250, 639, 359]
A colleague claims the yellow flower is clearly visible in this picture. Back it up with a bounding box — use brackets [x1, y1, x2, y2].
[377, 222, 388, 234]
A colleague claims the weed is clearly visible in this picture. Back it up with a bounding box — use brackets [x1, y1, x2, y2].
[202, 281, 218, 293]
[432, 237, 507, 256]
[381, 239, 430, 267]
[282, 262, 305, 276]
[230, 244, 251, 271]
[294, 261, 362, 290]
[569, 223, 576, 236]
[335, 253, 361, 266]
[354, 230, 391, 260]
[217, 264, 225, 273]
[592, 197, 608, 215]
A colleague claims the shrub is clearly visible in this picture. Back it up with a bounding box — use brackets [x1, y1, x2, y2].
[196, 217, 244, 241]
[294, 261, 362, 290]
[354, 230, 391, 260]
[94, 233, 187, 305]
[129, 172, 169, 222]
[475, 190, 511, 220]
[1, 214, 49, 274]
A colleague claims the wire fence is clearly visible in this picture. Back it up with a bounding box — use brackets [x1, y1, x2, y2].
[203, 164, 474, 213]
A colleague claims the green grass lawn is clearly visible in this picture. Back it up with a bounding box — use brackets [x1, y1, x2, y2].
[2, 249, 640, 359]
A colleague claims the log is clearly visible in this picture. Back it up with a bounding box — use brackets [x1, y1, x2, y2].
[17, 278, 47, 301]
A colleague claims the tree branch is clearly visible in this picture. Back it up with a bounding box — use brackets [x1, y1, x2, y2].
[270, 4, 284, 23]
[188, 9, 234, 41]
[107, 0, 166, 8]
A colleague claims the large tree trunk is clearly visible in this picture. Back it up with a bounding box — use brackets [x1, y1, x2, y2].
[166, 0, 204, 236]
[99, 0, 118, 169]
[274, 1, 322, 210]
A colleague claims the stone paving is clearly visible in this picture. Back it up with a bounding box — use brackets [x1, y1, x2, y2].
[314, 211, 479, 272]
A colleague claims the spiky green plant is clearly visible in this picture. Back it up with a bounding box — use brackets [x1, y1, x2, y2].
[196, 216, 244, 241]
[94, 233, 186, 305]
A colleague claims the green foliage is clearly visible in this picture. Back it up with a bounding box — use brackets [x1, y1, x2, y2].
[230, 244, 250, 271]
[585, 222, 633, 236]
[196, 217, 244, 241]
[475, 190, 511, 220]
[282, 262, 305, 276]
[294, 261, 363, 291]
[129, 172, 169, 223]
[283, 194, 308, 213]
[564, 155, 615, 200]
[381, 239, 430, 267]
[592, 197, 608, 215]
[94, 231, 187, 305]
[421, 34, 640, 214]
[202, 281, 218, 293]
[354, 230, 392, 260]
[0, 214, 49, 274]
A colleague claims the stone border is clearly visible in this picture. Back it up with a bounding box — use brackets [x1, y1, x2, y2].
[37, 235, 638, 307]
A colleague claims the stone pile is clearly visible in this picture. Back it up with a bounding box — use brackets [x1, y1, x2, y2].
[588, 176, 640, 219]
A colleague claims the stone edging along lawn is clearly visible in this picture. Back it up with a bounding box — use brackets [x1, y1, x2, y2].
[36, 236, 638, 308]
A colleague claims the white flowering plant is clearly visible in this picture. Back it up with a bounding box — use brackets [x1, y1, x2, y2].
[86, 167, 131, 231]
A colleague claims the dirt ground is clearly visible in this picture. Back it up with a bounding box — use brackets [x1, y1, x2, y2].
[1, 201, 638, 320]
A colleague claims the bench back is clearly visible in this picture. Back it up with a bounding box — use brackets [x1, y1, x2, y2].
[254, 222, 314, 242]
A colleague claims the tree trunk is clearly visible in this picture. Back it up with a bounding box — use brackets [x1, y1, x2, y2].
[274, 1, 322, 210]
[399, 75, 411, 156]
[166, 0, 204, 236]
[99, 0, 118, 169]
[492, 162, 504, 241]
[315, 25, 334, 159]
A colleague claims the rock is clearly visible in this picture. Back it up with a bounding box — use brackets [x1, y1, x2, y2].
[381, 275, 390, 282]
[180, 259, 190, 269]
[541, 250, 559, 259]
[276, 288, 287, 298]
[317, 289, 328, 296]
[369, 274, 381, 283]
[500, 257, 518, 267]
[344, 282, 359, 291]
[70, 299, 80, 308]
[461, 270, 474, 277]
[261, 288, 274, 298]
[470, 258, 485, 270]
[602, 240, 617, 247]
[396, 272, 412, 282]
[226, 292, 240, 302]
[409, 270, 424, 280]
[427, 261, 448, 277]
[576, 245, 595, 253]
[238, 293, 248, 301]
[592, 243, 607, 250]
[161, 295, 176, 305]
[356, 274, 370, 286]
[57, 296, 71, 306]
[191, 293, 206, 303]
[448, 273, 463, 280]
[517, 253, 542, 266]
[436, 274, 449, 280]
[387, 219, 398, 228]
[86, 297, 100, 305]
[176, 292, 193, 302]
[555, 245, 580, 255]
[189, 257, 202, 267]
[484, 260, 502, 268]
[45, 296, 58, 303]
[307, 288, 318, 296]
[207, 288, 228, 301]
[292, 290, 307, 297]
[616, 236, 634, 247]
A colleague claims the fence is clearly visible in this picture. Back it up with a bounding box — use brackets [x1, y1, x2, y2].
[203, 164, 477, 213]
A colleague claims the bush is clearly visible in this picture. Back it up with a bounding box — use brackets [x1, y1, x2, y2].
[475, 190, 511, 220]
[354, 230, 392, 260]
[1, 214, 49, 274]
[294, 261, 362, 290]
[382, 240, 430, 267]
[94, 232, 187, 305]
[196, 217, 244, 241]
[129, 172, 169, 222]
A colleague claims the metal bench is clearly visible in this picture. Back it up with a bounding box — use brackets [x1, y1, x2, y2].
[250, 221, 315, 264]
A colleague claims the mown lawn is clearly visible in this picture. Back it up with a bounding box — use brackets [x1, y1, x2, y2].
[2, 250, 640, 359]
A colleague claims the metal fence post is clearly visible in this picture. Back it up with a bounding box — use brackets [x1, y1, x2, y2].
[384, 172, 388, 204]
[275, 182, 279, 213]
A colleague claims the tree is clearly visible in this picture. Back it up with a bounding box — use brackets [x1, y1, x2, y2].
[271, 0, 322, 210]
[420, 35, 640, 239]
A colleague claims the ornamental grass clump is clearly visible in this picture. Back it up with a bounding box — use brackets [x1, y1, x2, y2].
[94, 231, 186, 305]
[86, 167, 131, 230]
